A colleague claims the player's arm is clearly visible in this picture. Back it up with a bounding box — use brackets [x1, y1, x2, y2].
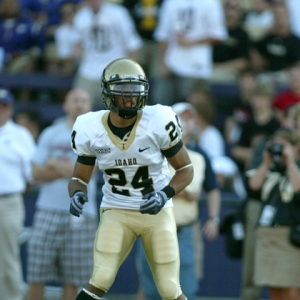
[68, 159, 95, 196]
[140, 142, 193, 215]
[68, 115, 96, 216]
[167, 145, 194, 195]
[68, 157, 95, 217]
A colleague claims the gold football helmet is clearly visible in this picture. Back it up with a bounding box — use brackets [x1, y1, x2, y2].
[101, 58, 149, 119]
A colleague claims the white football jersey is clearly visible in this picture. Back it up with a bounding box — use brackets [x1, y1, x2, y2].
[154, 0, 227, 78]
[71, 105, 182, 210]
[71, 2, 142, 80]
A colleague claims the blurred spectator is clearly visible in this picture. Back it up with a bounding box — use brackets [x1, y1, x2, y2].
[241, 198, 263, 300]
[54, 1, 78, 75]
[26, 88, 98, 300]
[20, 0, 83, 75]
[71, 0, 142, 107]
[122, 0, 162, 103]
[272, 63, 300, 123]
[223, 69, 257, 145]
[211, 0, 251, 83]
[0, 88, 36, 300]
[243, 0, 274, 42]
[230, 82, 281, 172]
[0, 0, 46, 101]
[250, 2, 300, 85]
[0, 0, 46, 72]
[13, 107, 42, 141]
[241, 99, 300, 300]
[246, 128, 300, 300]
[285, 102, 300, 130]
[188, 90, 245, 198]
[20, 0, 83, 39]
[152, 0, 227, 106]
[240, 0, 254, 12]
[285, 0, 300, 38]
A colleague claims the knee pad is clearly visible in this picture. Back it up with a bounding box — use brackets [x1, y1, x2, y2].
[90, 223, 125, 291]
[156, 278, 181, 300]
[90, 268, 115, 293]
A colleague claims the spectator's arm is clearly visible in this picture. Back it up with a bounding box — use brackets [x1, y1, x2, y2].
[177, 36, 224, 47]
[72, 43, 83, 60]
[202, 188, 221, 240]
[46, 159, 75, 178]
[128, 50, 138, 61]
[231, 145, 253, 168]
[248, 160, 271, 191]
[206, 188, 221, 220]
[250, 47, 268, 71]
[214, 57, 249, 72]
[158, 41, 171, 77]
[32, 163, 62, 182]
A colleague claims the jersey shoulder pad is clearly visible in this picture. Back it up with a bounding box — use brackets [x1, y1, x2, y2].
[71, 111, 104, 156]
[144, 104, 182, 150]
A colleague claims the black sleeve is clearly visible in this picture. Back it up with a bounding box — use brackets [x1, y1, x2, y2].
[253, 37, 268, 56]
[77, 155, 96, 166]
[161, 140, 183, 158]
[287, 36, 300, 64]
[293, 192, 300, 205]
[196, 146, 219, 191]
[235, 30, 250, 59]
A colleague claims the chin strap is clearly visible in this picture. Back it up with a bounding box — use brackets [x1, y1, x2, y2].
[118, 109, 137, 119]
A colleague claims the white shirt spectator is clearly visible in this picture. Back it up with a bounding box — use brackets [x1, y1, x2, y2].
[244, 8, 274, 41]
[199, 125, 225, 159]
[55, 23, 74, 59]
[285, 0, 300, 38]
[32, 120, 97, 216]
[71, 2, 142, 81]
[0, 120, 35, 194]
[198, 124, 245, 197]
[154, 0, 227, 78]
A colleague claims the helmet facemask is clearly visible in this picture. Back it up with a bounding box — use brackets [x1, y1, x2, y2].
[103, 76, 148, 119]
[101, 58, 149, 119]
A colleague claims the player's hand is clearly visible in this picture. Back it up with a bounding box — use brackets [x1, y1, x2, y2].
[70, 191, 88, 217]
[140, 191, 168, 215]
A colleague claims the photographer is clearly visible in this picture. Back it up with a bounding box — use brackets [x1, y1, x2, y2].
[246, 128, 300, 300]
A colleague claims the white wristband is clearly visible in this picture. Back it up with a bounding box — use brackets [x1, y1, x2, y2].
[71, 177, 88, 186]
[175, 163, 193, 172]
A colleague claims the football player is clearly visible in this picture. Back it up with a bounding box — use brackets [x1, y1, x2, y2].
[68, 58, 193, 300]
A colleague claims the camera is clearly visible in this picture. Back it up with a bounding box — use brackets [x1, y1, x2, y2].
[267, 143, 286, 173]
[267, 143, 284, 156]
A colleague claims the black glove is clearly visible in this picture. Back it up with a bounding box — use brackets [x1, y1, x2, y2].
[139, 191, 168, 215]
[70, 191, 88, 217]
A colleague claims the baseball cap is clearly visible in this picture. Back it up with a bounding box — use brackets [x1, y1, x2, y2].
[171, 102, 195, 116]
[0, 88, 14, 105]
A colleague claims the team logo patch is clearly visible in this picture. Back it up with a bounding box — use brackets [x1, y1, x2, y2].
[95, 148, 111, 154]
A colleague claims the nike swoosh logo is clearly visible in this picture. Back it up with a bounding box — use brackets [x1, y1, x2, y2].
[102, 208, 112, 214]
[139, 147, 150, 152]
